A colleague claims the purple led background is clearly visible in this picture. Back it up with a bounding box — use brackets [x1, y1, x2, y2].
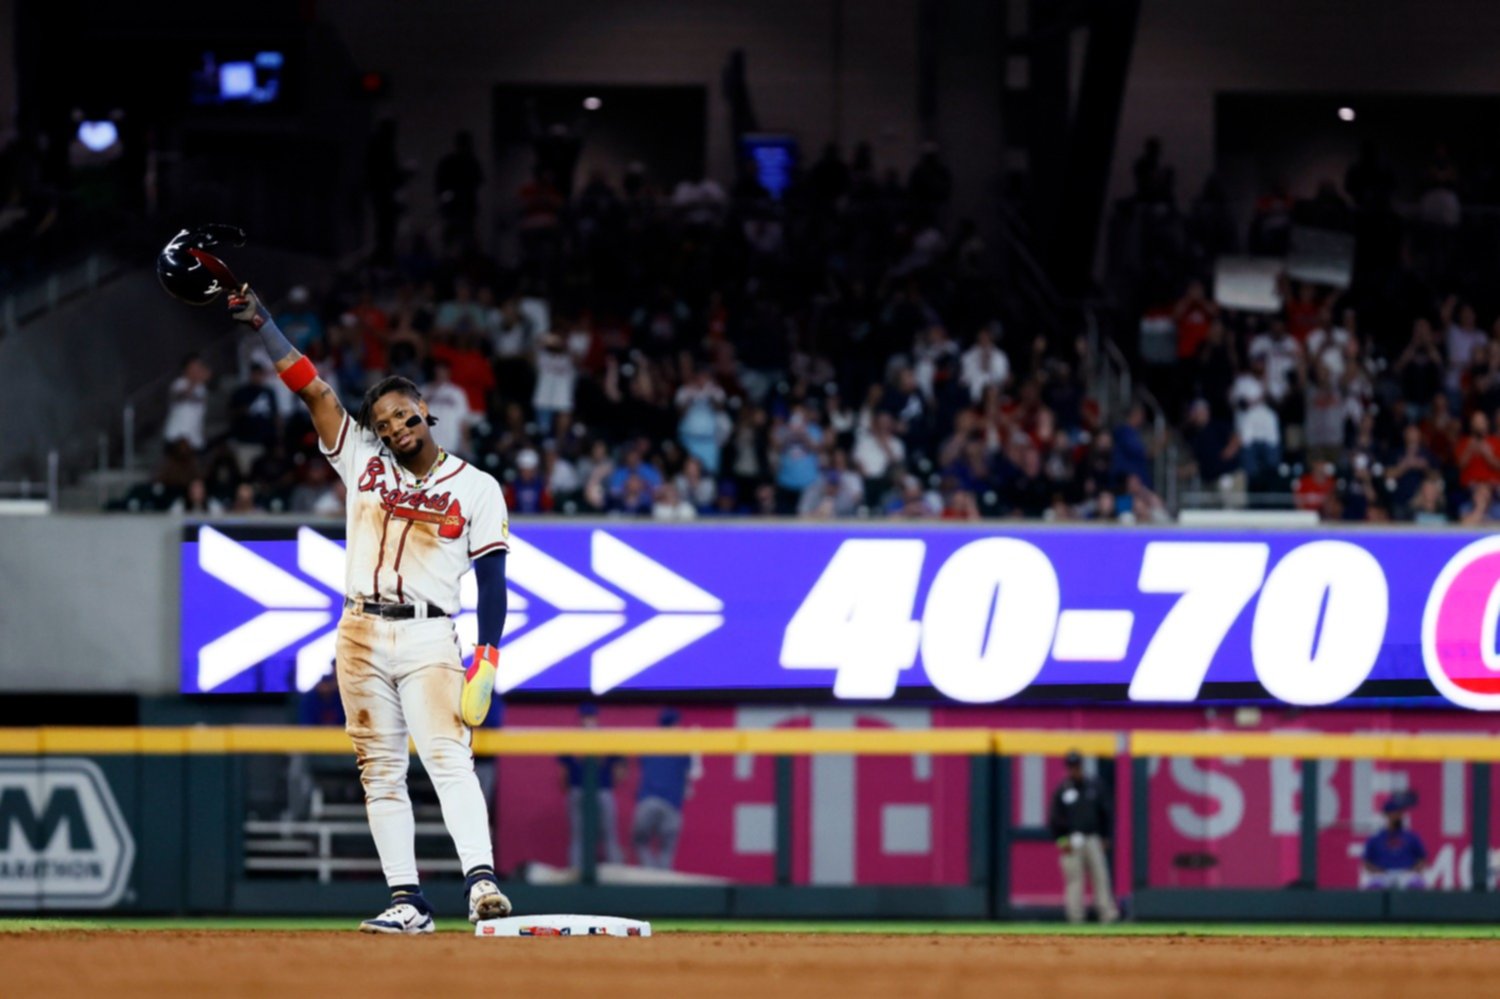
[180, 523, 1498, 707]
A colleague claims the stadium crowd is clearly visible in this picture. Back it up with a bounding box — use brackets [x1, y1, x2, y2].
[1115, 136, 1500, 523]
[133, 138, 1172, 524]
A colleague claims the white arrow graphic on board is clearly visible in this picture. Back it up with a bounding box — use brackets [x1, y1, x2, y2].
[587, 530, 724, 693]
[493, 531, 724, 693]
[493, 533, 629, 693]
[198, 526, 333, 690]
[196, 527, 721, 694]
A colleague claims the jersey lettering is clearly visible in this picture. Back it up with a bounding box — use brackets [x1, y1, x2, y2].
[323, 418, 508, 608]
[357, 457, 387, 492]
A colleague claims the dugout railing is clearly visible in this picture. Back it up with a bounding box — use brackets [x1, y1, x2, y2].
[0, 727, 1495, 921]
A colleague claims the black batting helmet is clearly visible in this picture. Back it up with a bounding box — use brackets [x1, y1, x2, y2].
[156, 224, 247, 306]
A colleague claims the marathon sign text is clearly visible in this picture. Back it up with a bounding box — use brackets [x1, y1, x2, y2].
[180, 523, 1500, 709]
[0, 760, 136, 909]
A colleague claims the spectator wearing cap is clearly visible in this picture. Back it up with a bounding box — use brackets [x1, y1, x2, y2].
[505, 449, 553, 514]
[558, 705, 625, 871]
[275, 285, 324, 354]
[799, 448, 865, 518]
[631, 708, 699, 871]
[227, 362, 278, 474]
[1049, 750, 1119, 924]
[1247, 318, 1302, 406]
[1362, 793, 1427, 890]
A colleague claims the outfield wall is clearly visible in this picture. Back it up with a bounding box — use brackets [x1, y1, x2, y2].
[0, 723, 1495, 922]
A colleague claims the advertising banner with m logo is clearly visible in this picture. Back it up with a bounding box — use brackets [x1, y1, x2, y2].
[0, 760, 135, 909]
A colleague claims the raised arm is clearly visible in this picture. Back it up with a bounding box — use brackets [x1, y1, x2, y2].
[227, 286, 347, 450]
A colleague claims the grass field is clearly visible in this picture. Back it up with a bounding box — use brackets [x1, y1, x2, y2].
[3, 916, 1499, 938]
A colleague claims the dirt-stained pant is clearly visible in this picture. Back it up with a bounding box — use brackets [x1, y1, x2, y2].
[1060, 835, 1120, 924]
[336, 611, 494, 887]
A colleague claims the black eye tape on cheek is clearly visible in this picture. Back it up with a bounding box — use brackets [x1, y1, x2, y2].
[404, 414, 423, 429]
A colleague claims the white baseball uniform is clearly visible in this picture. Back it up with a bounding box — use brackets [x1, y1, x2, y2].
[319, 412, 509, 888]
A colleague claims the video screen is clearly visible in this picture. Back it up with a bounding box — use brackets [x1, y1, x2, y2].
[190, 50, 285, 107]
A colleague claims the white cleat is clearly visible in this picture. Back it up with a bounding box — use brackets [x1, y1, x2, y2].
[468, 879, 512, 923]
[359, 901, 436, 935]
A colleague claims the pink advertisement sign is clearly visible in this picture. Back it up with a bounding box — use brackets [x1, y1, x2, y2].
[493, 705, 1500, 904]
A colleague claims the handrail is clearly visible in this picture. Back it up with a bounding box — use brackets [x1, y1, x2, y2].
[0, 250, 128, 338]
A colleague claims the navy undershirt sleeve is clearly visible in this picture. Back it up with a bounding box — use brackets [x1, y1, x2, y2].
[473, 551, 508, 648]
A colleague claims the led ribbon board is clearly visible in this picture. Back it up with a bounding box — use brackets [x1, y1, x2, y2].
[180, 524, 1500, 709]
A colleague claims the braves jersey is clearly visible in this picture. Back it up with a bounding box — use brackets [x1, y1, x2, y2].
[320, 413, 509, 612]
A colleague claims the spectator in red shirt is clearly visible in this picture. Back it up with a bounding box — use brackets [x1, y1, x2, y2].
[1173, 279, 1216, 361]
[1283, 279, 1327, 343]
[428, 331, 495, 413]
[1294, 462, 1336, 513]
[1420, 393, 1460, 468]
[348, 289, 390, 333]
[1456, 411, 1500, 488]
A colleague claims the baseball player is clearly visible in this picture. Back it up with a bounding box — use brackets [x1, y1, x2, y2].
[226, 282, 513, 934]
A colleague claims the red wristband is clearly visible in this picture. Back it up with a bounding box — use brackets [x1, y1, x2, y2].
[279, 356, 317, 393]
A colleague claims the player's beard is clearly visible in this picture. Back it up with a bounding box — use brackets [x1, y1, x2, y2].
[395, 436, 426, 462]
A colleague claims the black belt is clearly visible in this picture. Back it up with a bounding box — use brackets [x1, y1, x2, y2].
[344, 597, 449, 620]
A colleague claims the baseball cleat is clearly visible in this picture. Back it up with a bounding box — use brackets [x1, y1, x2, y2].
[359, 901, 436, 935]
[468, 879, 512, 923]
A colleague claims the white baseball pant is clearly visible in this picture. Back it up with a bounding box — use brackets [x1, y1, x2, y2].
[335, 610, 494, 887]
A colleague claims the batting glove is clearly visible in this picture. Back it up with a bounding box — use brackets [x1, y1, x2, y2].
[226, 284, 268, 330]
[462, 644, 500, 727]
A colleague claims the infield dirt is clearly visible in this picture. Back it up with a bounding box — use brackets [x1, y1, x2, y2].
[3, 931, 1493, 998]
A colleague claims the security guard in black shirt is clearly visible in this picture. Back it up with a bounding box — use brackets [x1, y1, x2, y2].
[1048, 750, 1120, 923]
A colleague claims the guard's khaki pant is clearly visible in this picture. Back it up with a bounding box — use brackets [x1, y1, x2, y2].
[1060, 835, 1120, 924]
